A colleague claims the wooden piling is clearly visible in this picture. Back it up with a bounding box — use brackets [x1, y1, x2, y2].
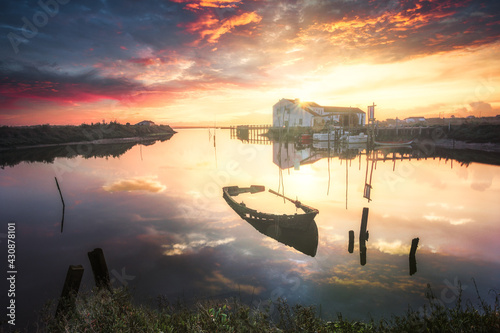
[55, 265, 84, 318]
[409, 238, 419, 276]
[359, 207, 369, 241]
[348, 230, 354, 253]
[55, 177, 66, 233]
[87, 248, 111, 290]
[359, 207, 369, 266]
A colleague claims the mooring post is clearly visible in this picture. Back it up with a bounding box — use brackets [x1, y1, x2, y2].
[360, 207, 369, 241]
[55, 265, 84, 318]
[55, 177, 66, 233]
[359, 208, 369, 265]
[409, 237, 419, 275]
[348, 230, 354, 253]
[87, 248, 111, 291]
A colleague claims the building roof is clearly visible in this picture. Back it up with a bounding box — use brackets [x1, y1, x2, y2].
[135, 120, 155, 125]
[279, 99, 365, 115]
[322, 106, 364, 114]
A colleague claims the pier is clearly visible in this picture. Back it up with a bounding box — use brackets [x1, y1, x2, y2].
[230, 125, 271, 144]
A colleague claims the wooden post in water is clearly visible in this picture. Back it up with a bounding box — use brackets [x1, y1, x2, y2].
[409, 237, 419, 275]
[360, 208, 369, 240]
[348, 230, 354, 253]
[55, 177, 66, 233]
[359, 208, 369, 265]
[87, 248, 111, 291]
[55, 265, 84, 318]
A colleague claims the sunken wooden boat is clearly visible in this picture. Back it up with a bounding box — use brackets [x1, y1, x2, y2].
[374, 139, 414, 147]
[222, 185, 318, 231]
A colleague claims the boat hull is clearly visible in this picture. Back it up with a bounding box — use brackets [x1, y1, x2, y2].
[374, 140, 413, 147]
[313, 132, 335, 141]
[222, 186, 318, 231]
[341, 133, 368, 144]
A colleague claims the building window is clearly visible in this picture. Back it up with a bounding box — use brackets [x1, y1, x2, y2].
[299, 118, 303, 125]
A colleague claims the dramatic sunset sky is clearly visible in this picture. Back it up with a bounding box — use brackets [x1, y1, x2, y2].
[1, 0, 499, 126]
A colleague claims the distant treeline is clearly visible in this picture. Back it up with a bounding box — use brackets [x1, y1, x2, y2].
[375, 124, 500, 144]
[0, 122, 176, 148]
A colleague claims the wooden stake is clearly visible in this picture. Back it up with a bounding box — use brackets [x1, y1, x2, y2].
[409, 237, 419, 275]
[55, 265, 84, 318]
[348, 230, 354, 253]
[359, 208, 369, 266]
[55, 177, 65, 233]
[87, 248, 111, 291]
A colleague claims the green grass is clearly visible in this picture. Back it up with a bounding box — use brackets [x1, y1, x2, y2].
[36, 283, 499, 333]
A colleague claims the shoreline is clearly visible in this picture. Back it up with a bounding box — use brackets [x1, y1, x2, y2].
[2, 134, 500, 154]
[0, 134, 173, 152]
[433, 139, 500, 153]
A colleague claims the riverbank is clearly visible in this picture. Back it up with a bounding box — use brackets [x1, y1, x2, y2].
[433, 139, 500, 153]
[37, 287, 499, 332]
[0, 123, 176, 150]
[267, 124, 500, 153]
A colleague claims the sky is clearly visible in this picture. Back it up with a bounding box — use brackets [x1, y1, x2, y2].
[1, 0, 500, 126]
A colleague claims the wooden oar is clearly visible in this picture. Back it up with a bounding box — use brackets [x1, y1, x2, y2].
[269, 189, 301, 207]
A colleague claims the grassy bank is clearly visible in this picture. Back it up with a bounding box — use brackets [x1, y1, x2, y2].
[0, 122, 176, 149]
[36, 286, 499, 332]
[447, 124, 500, 143]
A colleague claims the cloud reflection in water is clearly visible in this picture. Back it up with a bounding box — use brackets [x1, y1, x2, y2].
[103, 176, 167, 193]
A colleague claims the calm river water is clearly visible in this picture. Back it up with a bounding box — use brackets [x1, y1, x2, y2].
[1, 128, 500, 328]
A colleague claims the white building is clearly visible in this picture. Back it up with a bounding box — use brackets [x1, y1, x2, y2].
[404, 117, 426, 123]
[135, 120, 155, 126]
[273, 99, 365, 129]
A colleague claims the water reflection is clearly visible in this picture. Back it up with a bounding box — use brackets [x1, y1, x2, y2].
[2, 129, 500, 328]
[272, 139, 500, 171]
[244, 218, 318, 257]
[222, 185, 319, 257]
[0, 134, 174, 168]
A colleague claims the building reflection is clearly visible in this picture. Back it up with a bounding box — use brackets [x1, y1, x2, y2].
[268, 138, 500, 172]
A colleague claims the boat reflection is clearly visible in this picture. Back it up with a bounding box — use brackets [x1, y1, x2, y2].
[245, 216, 319, 257]
[222, 185, 319, 257]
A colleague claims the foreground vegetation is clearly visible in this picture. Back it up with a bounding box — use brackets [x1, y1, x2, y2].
[0, 122, 176, 148]
[36, 285, 499, 332]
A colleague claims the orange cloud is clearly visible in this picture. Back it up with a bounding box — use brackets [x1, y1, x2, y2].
[172, 0, 240, 11]
[182, 11, 262, 44]
[294, 0, 468, 52]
